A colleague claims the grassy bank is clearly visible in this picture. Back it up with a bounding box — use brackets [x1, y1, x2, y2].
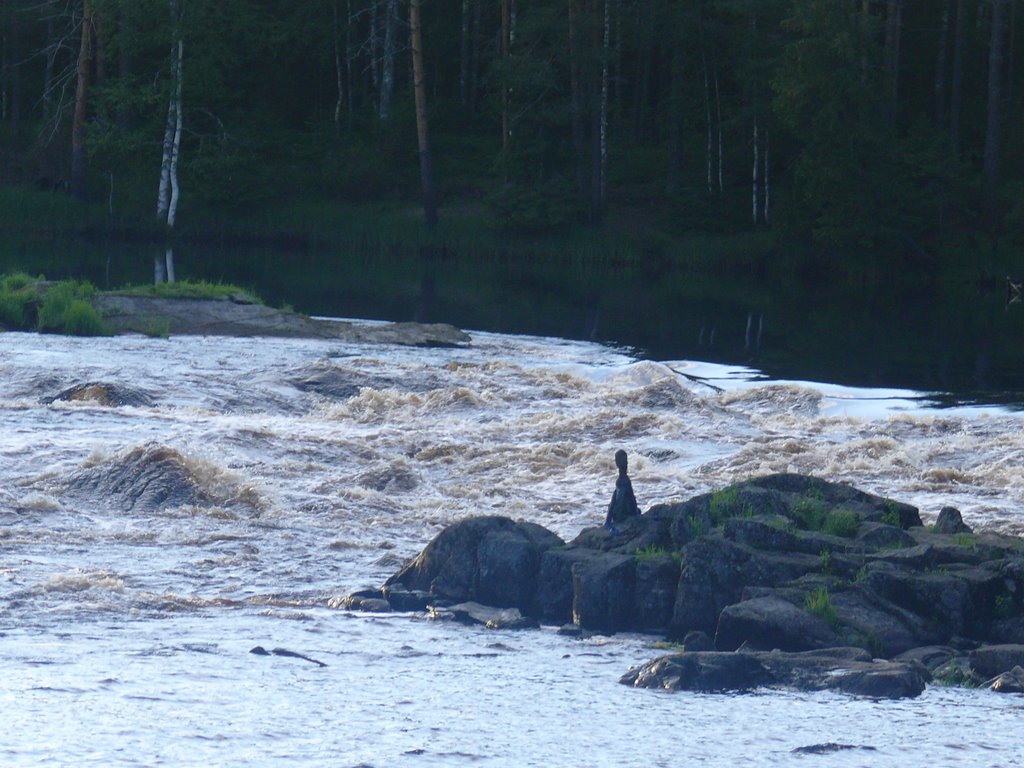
[0, 274, 258, 337]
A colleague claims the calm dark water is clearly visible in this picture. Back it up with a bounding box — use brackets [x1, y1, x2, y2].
[5, 235, 1024, 404]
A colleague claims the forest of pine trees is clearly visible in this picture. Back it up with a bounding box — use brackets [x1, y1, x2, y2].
[1, 1, 1022, 262]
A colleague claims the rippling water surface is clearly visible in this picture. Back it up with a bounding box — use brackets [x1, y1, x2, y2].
[2, 325, 1024, 766]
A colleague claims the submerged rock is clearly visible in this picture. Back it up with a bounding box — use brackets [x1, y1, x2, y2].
[66, 445, 208, 511]
[44, 381, 155, 408]
[620, 648, 928, 699]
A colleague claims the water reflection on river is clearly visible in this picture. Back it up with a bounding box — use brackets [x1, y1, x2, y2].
[5, 239, 1024, 404]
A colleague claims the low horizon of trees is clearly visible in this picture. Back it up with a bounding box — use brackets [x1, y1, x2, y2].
[1, 0, 1023, 262]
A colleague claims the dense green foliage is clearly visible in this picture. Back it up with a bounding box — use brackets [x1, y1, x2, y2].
[0, 274, 110, 335]
[0, 1, 1022, 271]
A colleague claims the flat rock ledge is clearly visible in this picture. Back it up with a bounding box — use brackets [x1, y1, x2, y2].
[93, 294, 470, 347]
[351, 473, 1024, 699]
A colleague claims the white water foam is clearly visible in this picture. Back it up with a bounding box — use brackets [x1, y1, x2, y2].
[2, 325, 1024, 766]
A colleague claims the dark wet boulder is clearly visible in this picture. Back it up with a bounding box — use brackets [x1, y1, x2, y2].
[715, 595, 840, 652]
[856, 521, 917, 549]
[670, 533, 822, 637]
[621, 647, 928, 699]
[989, 665, 1024, 693]
[571, 551, 636, 633]
[620, 651, 772, 693]
[934, 506, 972, 535]
[384, 516, 563, 612]
[381, 584, 433, 612]
[44, 381, 155, 408]
[634, 554, 682, 631]
[968, 644, 1024, 678]
[990, 618, 1024, 644]
[894, 645, 958, 672]
[859, 561, 974, 638]
[429, 601, 539, 630]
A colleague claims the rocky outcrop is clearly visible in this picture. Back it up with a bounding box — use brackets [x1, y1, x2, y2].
[384, 516, 564, 613]
[620, 647, 929, 699]
[361, 473, 1024, 698]
[93, 294, 470, 346]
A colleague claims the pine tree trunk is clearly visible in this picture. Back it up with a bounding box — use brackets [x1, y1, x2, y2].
[984, 0, 1008, 219]
[500, 0, 510, 150]
[71, 0, 94, 201]
[568, 0, 587, 208]
[935, 0, 952, 126]
[459, 0, 470, 105]
[42, 1, 57, 129]
[950, 0, 966, 153]
[885, 0, 904, 116]
[666, 38, 683, 195]
[599, 0, 610, 209]
[410, 0, 438, 229]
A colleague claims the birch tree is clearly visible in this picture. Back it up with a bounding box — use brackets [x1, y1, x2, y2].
[155, 0, 183, 283]
[378, 0, 397, 120]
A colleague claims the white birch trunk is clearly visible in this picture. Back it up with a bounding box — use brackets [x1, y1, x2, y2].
[715, 68, 723, 193]
[156, 13, 183, 285]
[703, 52, 712, 193]
[752, 119, 759, 224]
[165, 38, 183, 283]
[378, 0, 396, 120]
[763, 130, 770, 224]
[167, 39, 183, 231]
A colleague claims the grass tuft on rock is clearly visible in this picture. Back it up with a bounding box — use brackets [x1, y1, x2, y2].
[117, 280, 262, 303]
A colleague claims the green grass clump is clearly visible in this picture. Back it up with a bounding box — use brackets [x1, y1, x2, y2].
[709, 487, 751, 526]
[791, 496, 827, 531]
[634, 544, 683, 566]
[790, 495, 859, 538]
[804, 586, 840, 629]
[118, 279, 262, 303]
[822, 509, 859, 538]
[37, 280, 110, 337]
[0, 272, 41, 328]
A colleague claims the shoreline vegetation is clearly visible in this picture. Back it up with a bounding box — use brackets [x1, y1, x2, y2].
[0, 272, 470, 347]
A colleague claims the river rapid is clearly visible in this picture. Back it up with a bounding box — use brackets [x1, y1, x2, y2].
[2, 324, 1024, 767]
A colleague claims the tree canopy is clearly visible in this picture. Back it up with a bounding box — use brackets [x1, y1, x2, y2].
[1, 0, 1022, 262]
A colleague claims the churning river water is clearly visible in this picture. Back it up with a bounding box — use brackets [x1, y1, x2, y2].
[2, 323, 1024, 767]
